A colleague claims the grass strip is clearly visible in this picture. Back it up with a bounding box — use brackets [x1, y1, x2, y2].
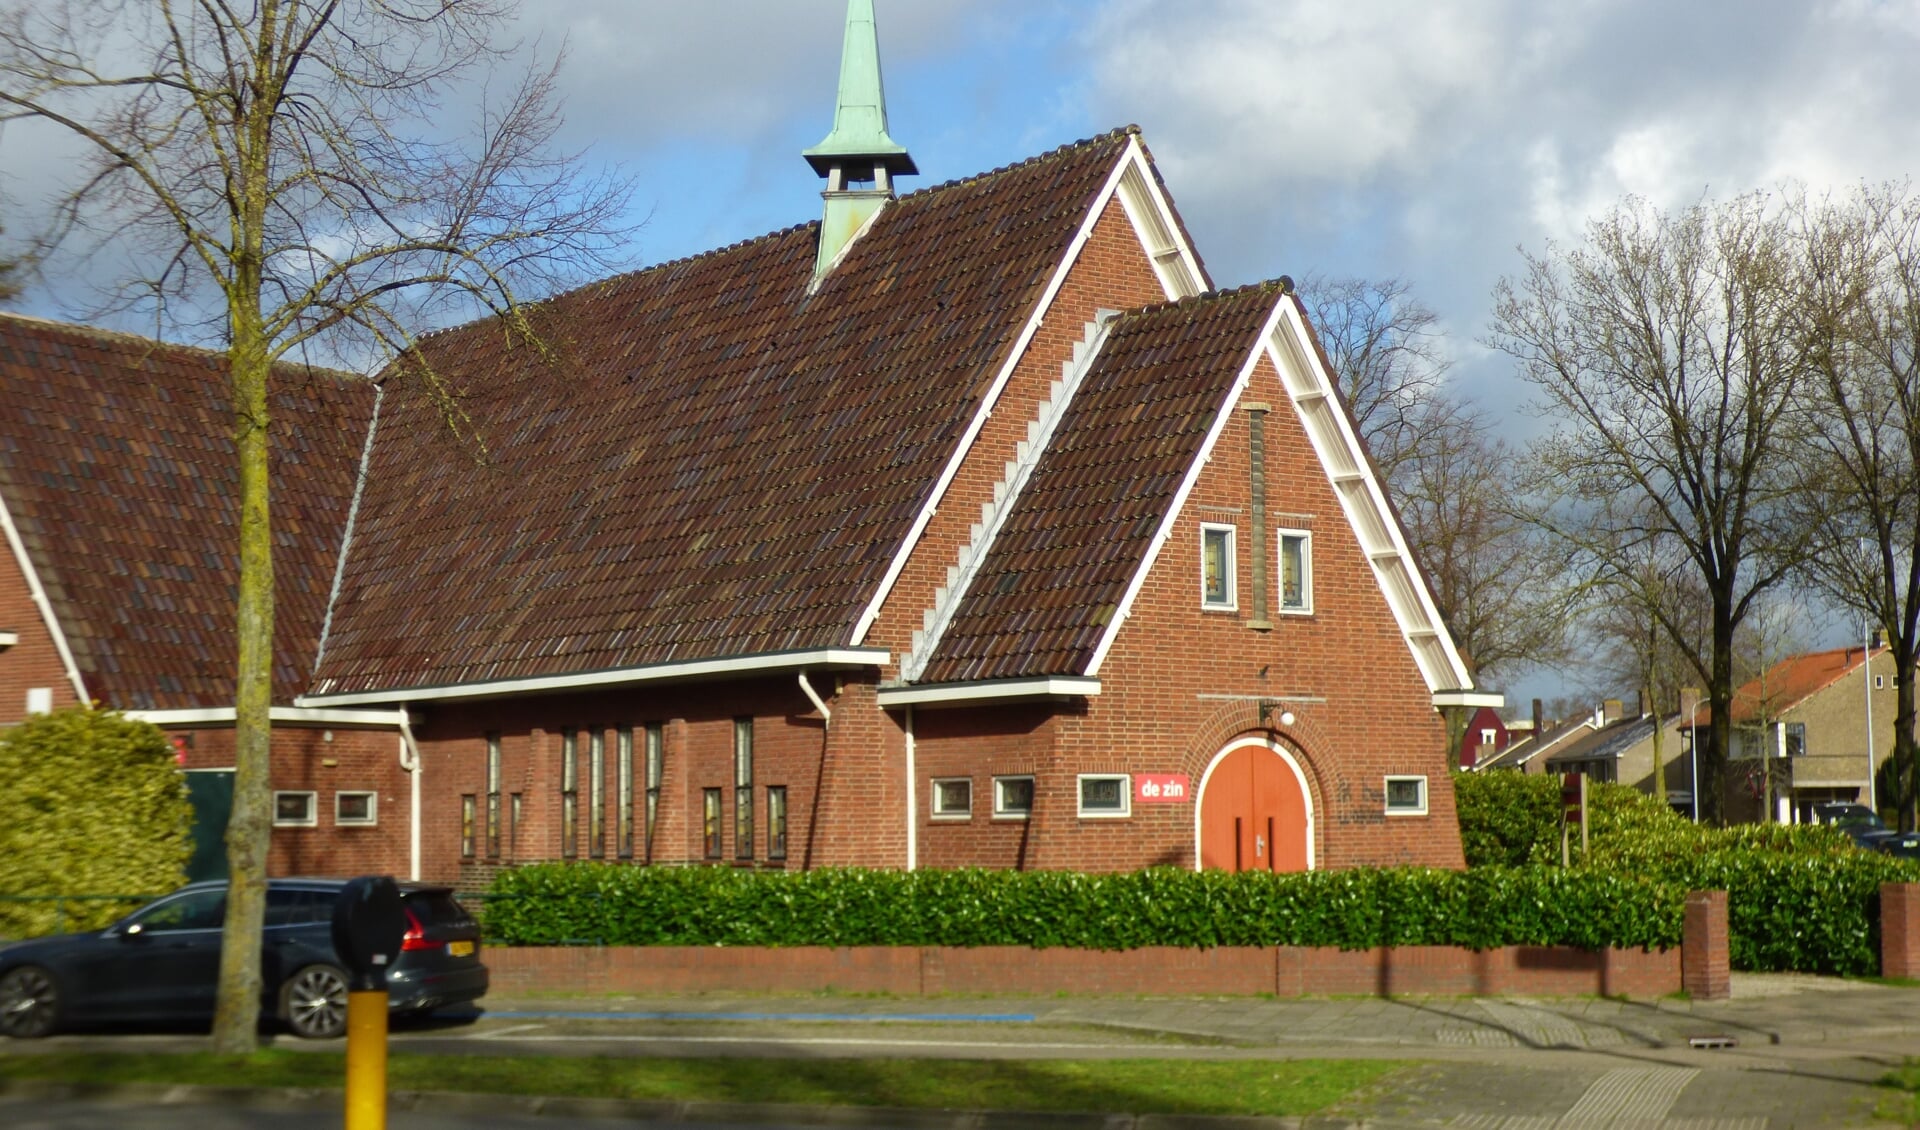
[0, 1050, 1405, 1117]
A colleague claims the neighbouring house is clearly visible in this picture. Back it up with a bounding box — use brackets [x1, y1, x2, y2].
[1459, 706, 1510, 769]
[0, 1, 1494, 886]
[1684, 645, 1900, 824]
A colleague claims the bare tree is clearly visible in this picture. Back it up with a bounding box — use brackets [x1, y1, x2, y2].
[1790, 183, 1920, 829]
[1392, 400, 1573, 684]
[1301, 272, 1453, 482]
[1492, 194, 1810, 824]
[0, 224, 18, 300]
[0, 0, 630, 1053]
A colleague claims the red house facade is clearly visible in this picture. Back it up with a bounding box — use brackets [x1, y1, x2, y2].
[0, 7, 1492, 887]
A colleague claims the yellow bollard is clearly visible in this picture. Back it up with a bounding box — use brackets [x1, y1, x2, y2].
[344, 989, 388, 1130]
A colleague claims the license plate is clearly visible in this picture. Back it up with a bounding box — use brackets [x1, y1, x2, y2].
[448, 940, 475, 957]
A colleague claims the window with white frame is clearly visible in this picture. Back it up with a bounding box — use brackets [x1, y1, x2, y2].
[1278, 529, 1312, 613]
[1200, 523, 1236, 609]
[273, 791, 317, 827]
[993, 776, 1034, 819]
[1384, 776, 1427, 816]
[335, 791, 378, 826]
[931, 778, 972, 819]
[1480, 728, 1497, 747]
[1077, 774, 1130, 818]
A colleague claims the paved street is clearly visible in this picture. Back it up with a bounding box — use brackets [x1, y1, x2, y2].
[4, 975, 1917, 1127]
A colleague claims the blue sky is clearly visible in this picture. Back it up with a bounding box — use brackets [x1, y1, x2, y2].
[7, 0, 1920, 706]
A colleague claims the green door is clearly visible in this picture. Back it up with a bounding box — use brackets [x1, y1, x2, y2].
[183, 770, 234, 882]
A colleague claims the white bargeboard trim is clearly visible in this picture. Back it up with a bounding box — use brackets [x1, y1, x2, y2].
[0, 489, 88, 703]
[877, 676, 1101, 708]
[127, 706, 410, 727]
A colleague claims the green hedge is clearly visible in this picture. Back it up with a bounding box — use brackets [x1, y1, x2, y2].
[483, 863, 1684, 952]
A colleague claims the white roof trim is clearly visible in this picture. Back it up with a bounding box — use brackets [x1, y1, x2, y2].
[849, 134, 1208, 648]
[1266, 300, 1477, 694]
[0, 488, 88, 704]
[299, 647, 890, 706]
[877, 676, 1101, 708]
[127, 706, 409, 727]
[1434, 691, 1505, 709]
[1084, 293, 1290, 676]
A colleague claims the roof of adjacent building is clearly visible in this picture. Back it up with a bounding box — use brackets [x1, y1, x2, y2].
[0, 313, 372, 709]
[309, 128, 1145, 696]
[920, 284, 1282, 683]
[1683, 645, 1884, 729]
[1543, 713, 1661, 767]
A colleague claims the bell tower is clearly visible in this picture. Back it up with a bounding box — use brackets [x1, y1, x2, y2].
[803, 0, 916, 278]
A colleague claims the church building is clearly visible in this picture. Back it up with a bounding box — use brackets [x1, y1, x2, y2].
[0, 0, 1495, 886]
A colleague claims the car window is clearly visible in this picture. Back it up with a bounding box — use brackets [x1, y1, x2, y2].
[128, 889, 226, 932]
[403, 891, 472, 929]
[266, 888, 334, 927]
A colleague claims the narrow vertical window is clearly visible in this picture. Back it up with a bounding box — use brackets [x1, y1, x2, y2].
[1278, 529, 1313, 613]
[460, 795, 476, 858]
[734, 717, 754, 860]
[509, 793, 523, 858]
[617, 726, 634, 859]
[644, 723, 663, 862]
[588, 728, 606, 858]
[485, 732, 502, 859]
[767, 786, 788, 861]
[560, 729, 578, 858]
[703, 788, 723, 859]
[1200, 523, 1236, 609]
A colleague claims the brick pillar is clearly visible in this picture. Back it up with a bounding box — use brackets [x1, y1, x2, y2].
[1682, 889, 1729, 1001]
[1881, 883, 1920, 979]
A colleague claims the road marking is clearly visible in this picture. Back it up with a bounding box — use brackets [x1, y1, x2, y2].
[473, 1023, 547, 1040]
[467, 1009, 1037, 1023]
[412, 1034, 1155, 1051]
[1557, 1066, 1696, 1126]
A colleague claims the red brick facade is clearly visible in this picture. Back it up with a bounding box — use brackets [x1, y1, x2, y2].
[0, 535, 82, 718]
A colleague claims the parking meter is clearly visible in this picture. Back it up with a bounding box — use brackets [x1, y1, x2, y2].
[332, 875, 406, 992]
[333, 876, 405, 1130]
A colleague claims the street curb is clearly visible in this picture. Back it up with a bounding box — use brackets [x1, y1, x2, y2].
[0, 1078, 1427, 1129]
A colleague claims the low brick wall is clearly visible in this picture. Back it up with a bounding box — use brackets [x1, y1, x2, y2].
[1884, 882, 1920, 980]
[485, 941, 1682, 998]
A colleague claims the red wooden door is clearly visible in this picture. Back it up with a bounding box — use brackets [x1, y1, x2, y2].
[1199, 742, 1309, 872]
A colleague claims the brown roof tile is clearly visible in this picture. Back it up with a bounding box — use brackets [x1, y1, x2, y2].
[0, 314, 374, 709]
[311, 129, 1139, 695]
[918, 283, 1282, 684]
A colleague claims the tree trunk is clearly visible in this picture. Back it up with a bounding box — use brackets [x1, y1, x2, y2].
[1704, 605, 1735, 826]
[1898, 646, 1918, 834]
[211, 310, 273, 1056]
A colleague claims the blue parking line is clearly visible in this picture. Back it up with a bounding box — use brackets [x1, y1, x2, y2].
[457, 1009, 1036, 1023]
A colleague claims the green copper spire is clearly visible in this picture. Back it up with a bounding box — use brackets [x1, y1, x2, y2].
[803, 0, 917, 179]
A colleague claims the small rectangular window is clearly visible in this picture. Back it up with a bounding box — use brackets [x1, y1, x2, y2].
[272, 791, 317, 827]
[931, 778, 973, 819]
[560, 730, 578, 858]
[767, 786, 788, 861]
[26, 687, 53, 715]
[993, 776, 1035, 820]
[1384, 775, 1428, 816]
[460, 794, 476, 857]
[703, 788, 723, 859]
[1785, 722, 1806, 758]
[485, 732, 502, 858]
[588, 728, 606, 858]
[509, 792, 523, 858]
[1077, 774, 1130, 818]
[1279, 529, 1313, 613]
[1200, 523, 1237, 609]
[644, 723, 663, 862]
[335, 791, 378, 826]
[734, 717, 754, 860]
[617, 726, 635, 859]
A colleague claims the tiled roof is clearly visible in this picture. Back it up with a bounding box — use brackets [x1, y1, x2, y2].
[0, 313, 373, 709]
[1683, 645, 1883, 728]
[918, 283, 1282, 683]
[311, 128, 1140, 695]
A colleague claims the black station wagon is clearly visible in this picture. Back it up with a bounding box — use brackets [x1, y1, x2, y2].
[0, 878, 487, 1039]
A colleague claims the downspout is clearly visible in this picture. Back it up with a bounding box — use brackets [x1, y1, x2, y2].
[397, 708, 422, 882]
[904, 705, 917, 871]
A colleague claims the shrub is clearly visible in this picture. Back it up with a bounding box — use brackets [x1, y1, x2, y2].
[1453, 770, 1560, 866]
[482, 863, 1685, 952]
[0, 707, 191, 938]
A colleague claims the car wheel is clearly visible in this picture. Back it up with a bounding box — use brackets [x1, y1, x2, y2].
[281, 965, 348, 1039]
[0, 965, 61, 1039]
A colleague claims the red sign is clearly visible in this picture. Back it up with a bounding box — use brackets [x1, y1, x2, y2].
[1135, 774, 1191, 804]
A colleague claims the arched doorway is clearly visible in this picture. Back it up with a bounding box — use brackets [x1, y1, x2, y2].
[1196, 736, 1313, 871]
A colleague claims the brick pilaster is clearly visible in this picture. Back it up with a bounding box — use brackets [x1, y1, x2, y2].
[1882, 883, 1920, 979]
[1682, 889, 1729, 1001]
